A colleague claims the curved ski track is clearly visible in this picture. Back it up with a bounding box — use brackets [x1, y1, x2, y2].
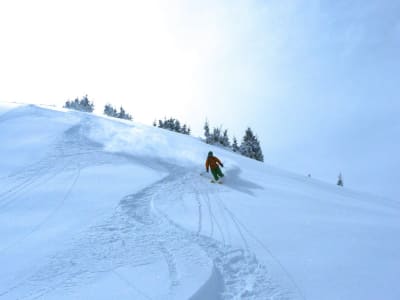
[0, 116, 291, 300]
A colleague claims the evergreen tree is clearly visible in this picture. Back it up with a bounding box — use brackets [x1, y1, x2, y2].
[212, 127, 221, 145]
[337, 173, 344, 187]
[163, 118, 171, 130]
[167, 118, 174, 130]
[232, 136, 239, 152]
[204, 120, 211, 144]
[204, 121, 231, 148]
[182, 124, 187, 134]
[103, 104, 131, 120]
[118, 106, 126, 119]
[239, 127, 264, 162]
[156, 117, 190, 135]
[103, 104, 132, 120]
[221, 129, 230, 147]
[79, 95, 94, 112]
[118, 106, 132, 120]
[104, 103, 118, 117]
[64, 95, 94, 112]
[174, 119, 181, 132]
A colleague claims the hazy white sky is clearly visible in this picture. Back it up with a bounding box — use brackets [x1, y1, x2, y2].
[1, 0, 399, 199]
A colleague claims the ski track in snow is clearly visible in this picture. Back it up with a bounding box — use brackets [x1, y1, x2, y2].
[0, 115, 292, 300]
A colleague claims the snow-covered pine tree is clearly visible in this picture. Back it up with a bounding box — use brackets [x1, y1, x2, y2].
[168, 118, 174, 130]
[221, 129, 230, 147]
[68, 97, 81, 111]
[174, 119, 181, 132]
[104, 104, 118, 117]
[104, 104, 111, 116]
[212, 127, 221, 145]
[164, 118, 172, 130]
[232, 136, 239, 152]
[103, 104, 132, 120]
[118, 106, 132, 120]
[63, 98, 73, 110]
[156, 117, 190, 135]
[159, 118, 167, 129]
[337, 173, 344, 187]
[118, 106, 126, 119]
[204, 120, 211, 144]
[80, 95, 94, 112]
[239, 127, 264, 162]
[64, 95, 94, 112]
[182, 124, 187, 134]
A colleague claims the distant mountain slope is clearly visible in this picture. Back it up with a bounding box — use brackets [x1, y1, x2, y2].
[1, 104, 399, 300]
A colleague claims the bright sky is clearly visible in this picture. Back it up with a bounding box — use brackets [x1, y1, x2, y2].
[1, 0, 399, 199]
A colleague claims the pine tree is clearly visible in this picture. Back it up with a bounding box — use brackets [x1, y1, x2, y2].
[156, 117, 190, 135]
[164, 118, 172, 130]
[239, 127, 264, 162]
[80, 95, 94, 112]
[203, 121, 231, 148]
[168, 118, 174, 130]
[204, 120, 211, 144]
[174, 119, 181, 132]
[232, 136, 239, 152]
[182, 124, 187, 134]
[104, 104, 132, 120]
[64, 95, 94, 112]
[337, 173, 344, 187]
[118, 106, 126, 119]
[104, 103, 118, 117]
[212, 127, 221, 145]
[118, 106, 132, 120]
[221, 129, 230, 147]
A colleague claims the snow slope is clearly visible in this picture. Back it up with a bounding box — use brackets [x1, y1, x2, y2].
[1, 104, 399, 300]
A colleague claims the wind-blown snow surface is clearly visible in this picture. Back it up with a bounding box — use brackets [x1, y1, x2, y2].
[1, 104, 399, 300]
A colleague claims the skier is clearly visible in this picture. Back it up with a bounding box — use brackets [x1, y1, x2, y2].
[205, 151, 224, 183]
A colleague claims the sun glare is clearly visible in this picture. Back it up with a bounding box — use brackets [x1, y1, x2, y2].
[0, 0, 213, 124]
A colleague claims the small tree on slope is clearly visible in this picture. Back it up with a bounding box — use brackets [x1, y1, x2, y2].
[204, 120, 212, 144]
[239, 127, 264, 162]
[64, 95, 94, 113]
[104, 103, 118, 117]
[337, 173, 344, 187]
[118, 106, 132, 120]
[157, 117, 190, 135]
[232, 137, 239, 152]
[221, 129, 230, 147]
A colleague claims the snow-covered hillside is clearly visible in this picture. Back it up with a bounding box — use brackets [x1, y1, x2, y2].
[1, 104, 399, 300]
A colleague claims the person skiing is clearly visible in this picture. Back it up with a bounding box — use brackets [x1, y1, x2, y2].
[205, 151, 224, 183]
